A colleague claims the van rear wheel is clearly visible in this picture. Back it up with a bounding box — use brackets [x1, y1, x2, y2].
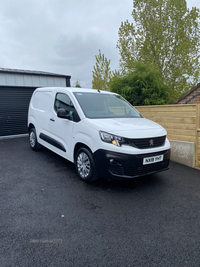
[29, 128, 41, 151]
[75, 148, 98, 182]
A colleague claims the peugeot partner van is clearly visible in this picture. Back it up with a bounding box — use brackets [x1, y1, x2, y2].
[28, 87, 170, 182]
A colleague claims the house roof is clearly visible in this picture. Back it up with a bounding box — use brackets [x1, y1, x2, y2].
[0, 67, 71, 79]
[173, 83, 200, 104]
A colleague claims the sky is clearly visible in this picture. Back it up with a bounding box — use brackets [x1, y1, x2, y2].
[0, 0, 200, 88]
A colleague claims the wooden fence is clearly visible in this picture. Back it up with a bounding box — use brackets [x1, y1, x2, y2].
[198, 129, 200, 166]
[135, 104, 200, 167]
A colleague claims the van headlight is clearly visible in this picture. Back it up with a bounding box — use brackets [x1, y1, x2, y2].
[99, 131, 125, 147]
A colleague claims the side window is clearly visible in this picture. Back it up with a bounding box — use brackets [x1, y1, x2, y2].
[54, 93, 71, 114]
[69, 103, 80, 123]
[54, 93, 80, 122]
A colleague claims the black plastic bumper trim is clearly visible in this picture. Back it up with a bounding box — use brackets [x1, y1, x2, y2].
[93, 148, 170, 180]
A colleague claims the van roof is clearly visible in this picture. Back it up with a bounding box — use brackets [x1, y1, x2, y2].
[36, 87, 115, 95]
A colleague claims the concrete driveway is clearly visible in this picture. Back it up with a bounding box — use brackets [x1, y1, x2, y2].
[1, 136, 200, 267]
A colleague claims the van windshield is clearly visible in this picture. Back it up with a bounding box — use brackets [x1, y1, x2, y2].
[73, 92, 142, 119]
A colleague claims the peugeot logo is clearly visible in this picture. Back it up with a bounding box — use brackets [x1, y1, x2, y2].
[150, 139, 154, 146]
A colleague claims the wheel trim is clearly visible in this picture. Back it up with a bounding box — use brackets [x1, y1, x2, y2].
[77, 152, 91, 178]
[30, 131, 36, 147]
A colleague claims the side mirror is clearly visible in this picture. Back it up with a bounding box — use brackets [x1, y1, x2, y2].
[57, 108, 72, 120]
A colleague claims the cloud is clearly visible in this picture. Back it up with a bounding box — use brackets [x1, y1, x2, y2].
[0, 0, 198, 88]
[52, 32, 119, 87]
[0, 0, 133, 87]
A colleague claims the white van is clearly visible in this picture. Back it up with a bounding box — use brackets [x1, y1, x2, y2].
[28, 87, 170, 182]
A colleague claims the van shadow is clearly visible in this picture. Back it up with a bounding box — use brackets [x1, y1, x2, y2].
[39, 145, 167, 192]
[90, 173, 166, 193]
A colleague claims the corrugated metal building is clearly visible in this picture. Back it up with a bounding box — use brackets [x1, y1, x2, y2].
[0, 68, 71, 137]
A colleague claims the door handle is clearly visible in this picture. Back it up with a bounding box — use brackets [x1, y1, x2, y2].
[50, 118, 55, 122]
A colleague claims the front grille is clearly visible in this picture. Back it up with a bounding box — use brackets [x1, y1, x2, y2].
[130, 160, 169, 177]
[128, 136, 166, 149]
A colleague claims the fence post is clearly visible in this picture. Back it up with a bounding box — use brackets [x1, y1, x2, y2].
[195, 104, 200, 167]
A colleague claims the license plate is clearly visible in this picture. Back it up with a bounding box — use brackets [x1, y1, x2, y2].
[143, 155, 164, 165]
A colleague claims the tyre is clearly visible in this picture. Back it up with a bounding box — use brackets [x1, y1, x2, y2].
[75, 147, 98, 182]
[29, 128, 41, 151]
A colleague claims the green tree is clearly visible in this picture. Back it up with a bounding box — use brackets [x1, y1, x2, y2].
[74, 80, 81, 88]
[117, 0, 200, 102]
[92, 49, 111, 91]
[110, 62, 169, 105]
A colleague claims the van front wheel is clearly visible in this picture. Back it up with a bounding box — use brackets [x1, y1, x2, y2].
[75, 148, 98, 182]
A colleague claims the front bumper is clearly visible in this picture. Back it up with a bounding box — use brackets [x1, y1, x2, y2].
[93, 149, 170, 180]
